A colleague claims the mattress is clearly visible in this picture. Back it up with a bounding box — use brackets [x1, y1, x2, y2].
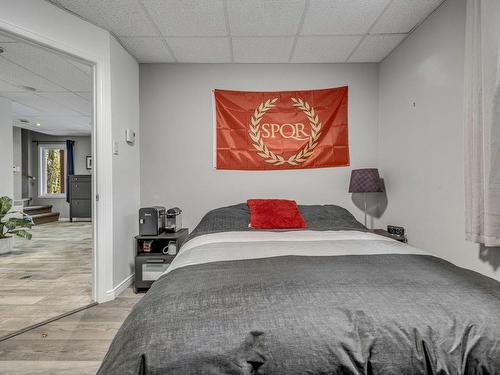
[98, 205, 500, 374]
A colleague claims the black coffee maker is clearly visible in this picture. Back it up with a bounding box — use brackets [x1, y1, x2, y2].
[165, 207, 182, 232]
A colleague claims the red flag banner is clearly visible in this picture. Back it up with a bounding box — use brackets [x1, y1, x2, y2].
[215, 87, 349, 170]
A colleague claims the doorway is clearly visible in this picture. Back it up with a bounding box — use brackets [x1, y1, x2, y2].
[0, 29, 95, 339]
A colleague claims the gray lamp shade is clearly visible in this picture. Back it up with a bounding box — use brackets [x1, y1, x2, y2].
[349, 168, 383, 193]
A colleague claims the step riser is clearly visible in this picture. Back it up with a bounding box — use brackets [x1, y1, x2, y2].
[32, 213, 60, 225]
[24, 208, 52, 216]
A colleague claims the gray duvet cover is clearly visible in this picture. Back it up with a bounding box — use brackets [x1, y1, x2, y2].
[98, 205, 500, 375]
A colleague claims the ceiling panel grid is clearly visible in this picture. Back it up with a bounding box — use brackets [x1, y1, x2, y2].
[48, 0, 446, 64]
[0, 30, 93, 135]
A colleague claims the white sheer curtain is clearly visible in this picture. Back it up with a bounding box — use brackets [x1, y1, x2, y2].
[464, 0, 500, 247]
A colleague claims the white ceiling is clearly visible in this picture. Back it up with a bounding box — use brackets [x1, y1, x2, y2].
[0, 31, 92, 136]
[48, 0, 444, 64]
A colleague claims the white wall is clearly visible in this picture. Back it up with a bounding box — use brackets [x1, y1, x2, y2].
[377, 0, 500, 281]
[0, 97, 13, 198]
[140, 63, 379, 229]
[0, 0, 140, 301]
[110, 37, 140, 287]
[12, 127, 22, 201]
[12, 126, 23, 200]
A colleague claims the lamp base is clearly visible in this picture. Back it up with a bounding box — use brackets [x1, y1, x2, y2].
[364, 192, 367, 228]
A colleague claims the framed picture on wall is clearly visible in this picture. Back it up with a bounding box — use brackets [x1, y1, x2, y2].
[86, 156, 92, 170]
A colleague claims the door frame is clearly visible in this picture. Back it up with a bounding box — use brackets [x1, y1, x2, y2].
[0, 22, 114, 303]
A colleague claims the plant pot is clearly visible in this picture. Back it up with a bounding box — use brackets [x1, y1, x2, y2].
[0, 237, 12, 254]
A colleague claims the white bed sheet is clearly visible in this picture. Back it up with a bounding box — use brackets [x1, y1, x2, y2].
[163, 231, 430, 276]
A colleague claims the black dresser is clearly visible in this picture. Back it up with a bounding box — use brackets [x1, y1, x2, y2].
[69, 175, 91, 222]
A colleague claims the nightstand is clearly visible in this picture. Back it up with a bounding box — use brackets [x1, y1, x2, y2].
[371, 229, 407, 243]
[134, 228, 188, 292]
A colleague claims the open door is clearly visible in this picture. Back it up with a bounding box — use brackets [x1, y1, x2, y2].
[0, 28, 96, 340]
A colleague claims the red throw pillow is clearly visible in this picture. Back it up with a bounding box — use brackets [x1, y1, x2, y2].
[247, 199, 307, 229]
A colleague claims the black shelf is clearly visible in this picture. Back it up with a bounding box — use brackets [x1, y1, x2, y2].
[135, 228, 189, 255]
[135, 228, 189, 241]
[134, 228, 189, 293]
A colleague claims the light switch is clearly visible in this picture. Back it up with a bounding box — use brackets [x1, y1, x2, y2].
[125, 129, 135, 145]
[113, 140, 119, 155]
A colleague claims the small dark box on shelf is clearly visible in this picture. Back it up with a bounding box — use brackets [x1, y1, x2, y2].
[387, 225, 405, 238]
[135, 254, 175, 290]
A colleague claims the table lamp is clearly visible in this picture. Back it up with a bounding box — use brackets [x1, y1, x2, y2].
[348, 168, 383, 227]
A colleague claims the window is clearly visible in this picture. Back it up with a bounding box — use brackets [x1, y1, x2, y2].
[38, 144, 67, 198]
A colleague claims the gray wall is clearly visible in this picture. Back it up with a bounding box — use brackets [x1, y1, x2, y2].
[0, 97, 13, 198]
[140, 63, 380, 230]
[110, 37, 141, 287]
[377, 0, 500, 282]
[29, 130, 91, 219]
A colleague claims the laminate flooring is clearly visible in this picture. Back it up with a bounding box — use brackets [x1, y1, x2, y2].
[0, 222, 93, 339]
[0, 288, 142, 374]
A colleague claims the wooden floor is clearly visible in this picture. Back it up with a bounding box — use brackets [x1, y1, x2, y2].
[0, 222, 93, 338]
[0, 288, 143, 374]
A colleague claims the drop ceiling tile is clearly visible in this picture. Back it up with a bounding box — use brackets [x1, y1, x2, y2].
[75, 92, 93, 102]
[120, 37, 175, 63]
[142, 0, 227, 36]
[35, 128, 63, 135]
[1, 43, 91, 91]
[4, 92, 81, 116]
[69, 115, 92, 127]
[0, 32, 17, 42]
[38, 92, 92, 115]
[301, 0, 391, 35]
[291, 36, 362, 63]
[13, 115, 92, 135]
[13, 120, 53, 134]
[0, 79, 25, 92]
[50, 0, 157, 36]
[167, 37, 231, 62]
[233, 37, 295, 63]
[349, 34, 406, 62]
[36, 115, 91, 127]
[10, 101, 39, 117]
[0, 57, 63, 92]
[65, 58, 93, 76]
[0, 30, 94, 135]
[12, 119, 46, 133]
[372, 0, 444, 34]
[228, 0, 305, 36]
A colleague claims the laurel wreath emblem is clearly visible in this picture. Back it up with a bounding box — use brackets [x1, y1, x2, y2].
[248, 97, 322, 165]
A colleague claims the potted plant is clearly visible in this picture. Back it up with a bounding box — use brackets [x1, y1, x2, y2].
[0, 196, 33, 254]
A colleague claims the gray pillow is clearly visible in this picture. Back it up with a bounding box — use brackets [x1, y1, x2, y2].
[188, 203, 366, 241]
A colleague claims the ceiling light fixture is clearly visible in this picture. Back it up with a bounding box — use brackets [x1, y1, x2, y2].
[36, 123, 41, 127]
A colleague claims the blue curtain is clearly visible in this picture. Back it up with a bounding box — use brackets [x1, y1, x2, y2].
[66, 140, 75, 202]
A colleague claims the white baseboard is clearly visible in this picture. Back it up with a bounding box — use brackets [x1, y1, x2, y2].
[103, 273, 134, 301]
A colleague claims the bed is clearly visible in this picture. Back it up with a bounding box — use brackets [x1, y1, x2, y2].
[98, 203, 500, 374]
